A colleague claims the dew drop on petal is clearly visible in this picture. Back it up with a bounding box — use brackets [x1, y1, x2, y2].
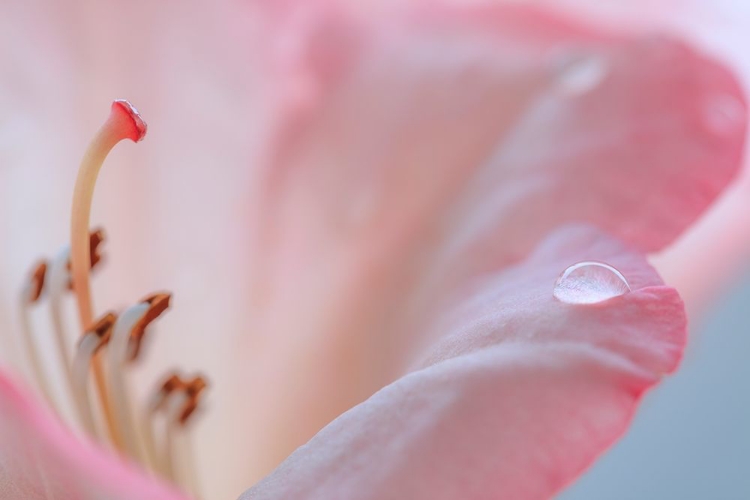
[703, 94, 746, 137]
[553, 261, 631, 304]
[552, 52, 607, 96]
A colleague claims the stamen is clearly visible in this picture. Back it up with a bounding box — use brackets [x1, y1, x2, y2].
[127, 293, 171, 362]
[72, 312, 116, 439]
[70, 100, 147, 440]
[27, 99, 212, 492]
[47, 229, 106, 421]
[143, 373, 184, 475]
[107, 293, 172, 465]
[19, 262, 58, 412]
[164, 376, 208, 497]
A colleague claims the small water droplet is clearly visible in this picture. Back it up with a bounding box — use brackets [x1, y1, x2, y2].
[553, 261, 631, 304]
[704, 94, 745, 136]
[552, 52, 607, 96]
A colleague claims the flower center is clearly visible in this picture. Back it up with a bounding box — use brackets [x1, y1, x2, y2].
[19, 101, 206, 497]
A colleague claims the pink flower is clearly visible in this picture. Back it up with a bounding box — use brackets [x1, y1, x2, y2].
[0, 2, 745, 500]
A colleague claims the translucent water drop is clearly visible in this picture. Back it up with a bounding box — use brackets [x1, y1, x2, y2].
[704, 94, 745, 136]
[553, 261, 630, 304]
[553, 52, 607, 96]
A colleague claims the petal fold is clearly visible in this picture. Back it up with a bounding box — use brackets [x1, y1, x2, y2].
[240, 226, 687, 500]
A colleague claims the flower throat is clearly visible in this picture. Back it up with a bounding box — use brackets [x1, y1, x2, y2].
[19, 100, 206, 497]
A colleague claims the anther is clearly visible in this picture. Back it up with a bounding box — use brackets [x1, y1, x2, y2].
[149, 373, 186, 413]
[27, 261, 47, 303]
[128, 293, 172, 362]
[66, 228, 106, 289]
[85, 312, 118, 351]
[178, 376, 208, 425]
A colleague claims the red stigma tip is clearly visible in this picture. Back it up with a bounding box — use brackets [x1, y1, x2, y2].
[112, 99, 147, 142]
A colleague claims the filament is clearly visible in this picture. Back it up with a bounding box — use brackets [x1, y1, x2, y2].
[107, 293, 171, 468]
[144, 373, 184, 476]
[72, 312, 116, 440]
[163, 391, 189, 483]
[70, 100, 146, 444]
[170, 422, 202, 499]
[107, 303, 153, 465]
[72, 333, 105, 438]
[141, 407, 164, 474]
[46, 248, 75, 408]
[19, 283, 58, 413]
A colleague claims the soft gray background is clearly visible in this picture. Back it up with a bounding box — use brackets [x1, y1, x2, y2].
[559, 270, 750, 499]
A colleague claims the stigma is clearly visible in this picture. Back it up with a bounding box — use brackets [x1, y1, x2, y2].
[19, 101, 207, 498]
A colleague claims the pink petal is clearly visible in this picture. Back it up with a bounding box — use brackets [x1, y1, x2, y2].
[0, 370, 188, 500]
[242, 2, 738, 475]
[240, 225, 686, 500]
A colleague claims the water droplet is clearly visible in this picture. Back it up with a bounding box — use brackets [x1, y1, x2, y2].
[552, 52, 607, 96]
[704, 94, 745, 137]
[553, 261, 630, 305]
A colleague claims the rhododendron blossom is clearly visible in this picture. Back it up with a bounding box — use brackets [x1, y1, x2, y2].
[0, 2, 746, 500]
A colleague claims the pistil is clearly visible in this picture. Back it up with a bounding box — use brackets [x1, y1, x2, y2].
[70, 100, 146, 443]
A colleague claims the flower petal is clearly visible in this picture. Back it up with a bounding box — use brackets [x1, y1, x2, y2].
[242, 2, 735, 476]
[0, 369, 188, 500]
[240, 225, 686, 500]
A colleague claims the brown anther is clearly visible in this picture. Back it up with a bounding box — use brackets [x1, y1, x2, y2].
[27, 261, 48, 303]
[128, 293, 172, 362]
[82, 312, 117, 354]
[67, 229, 106, 289]
[162, 374, 186, 394]
[179, 376, 209, 425]
[88, 228, 106, 269]
[150, 372, 186, 412]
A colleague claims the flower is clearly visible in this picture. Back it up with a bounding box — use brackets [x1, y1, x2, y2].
[0, 2, 745, 500]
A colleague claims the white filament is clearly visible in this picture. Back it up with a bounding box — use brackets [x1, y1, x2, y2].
[47, 248, 77, 408]
[18, 287, 58, 414]
[72, 333, 104, 439]
[107, 303, 154, 466]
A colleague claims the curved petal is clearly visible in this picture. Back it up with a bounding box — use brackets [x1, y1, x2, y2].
[240, 225, 687, 500]
[541, 0, 750, 319]
[0, 369, 188, 500]
[241, 1, 738, 476]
